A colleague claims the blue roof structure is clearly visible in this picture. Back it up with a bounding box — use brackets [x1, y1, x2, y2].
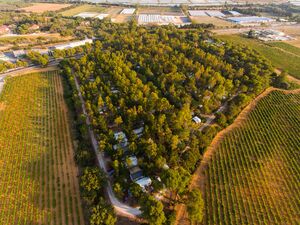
[228, 16, 275, 24]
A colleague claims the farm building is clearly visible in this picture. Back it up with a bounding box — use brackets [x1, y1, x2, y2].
[205, 10, 226, 17]
[50, 39, 93, 50]
[227, 10, 242, 16]
[74, 12, 99, 18]
[95, 14, 109, 19]
[227, 16, 275, 24]
[120, 8, 135, 14]
[138, 14, 190, 26]
[188, 10, 207, 16]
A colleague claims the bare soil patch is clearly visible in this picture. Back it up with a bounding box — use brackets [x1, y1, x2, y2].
[20, 3, 71, 13]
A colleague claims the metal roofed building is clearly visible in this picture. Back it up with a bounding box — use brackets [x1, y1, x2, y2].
[188, 10, 207, 16]
[74, 12, 99, 18]
[50, 39, 93, 51]
[120, 8, 136, 14]
[205, 10, 226, 17]
[228, 16, 275, 24]
[228, 10, 242, 16]
[95, 14, 109, 20]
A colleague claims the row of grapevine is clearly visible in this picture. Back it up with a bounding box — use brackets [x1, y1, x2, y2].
[0, 72, 84, 225]
[203, 90, 300, 225]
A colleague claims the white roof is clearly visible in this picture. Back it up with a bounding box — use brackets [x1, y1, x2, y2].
[120, 8, 135, 14]
[188, 10, 207, 16]
[192, 116, 201, 123]
[205, 10, 226, 17]
[228, 11, 241, 16]
[74, 12, 99, 18]
[95, 14, 109, 19]
[114, 131, 127, 141]
[133, 127, 144, 137]
[135, 177, 152, 189]
[126, 156, 138, 168]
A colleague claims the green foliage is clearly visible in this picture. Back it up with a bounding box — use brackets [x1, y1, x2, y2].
[140, 195, 166, 225]
[89, 198, 117, 225]
[27, 51, 49, 67]
[187, 189, 204, 224]
[162, 167, 191, 195]
[80, 167, 107, 204]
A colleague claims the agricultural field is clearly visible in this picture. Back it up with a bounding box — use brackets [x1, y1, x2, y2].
[190, 16, 234, 27]
[0, 71, 84, 225]
[137, 6, 183, 15]
[199, 89, 300, 225]
[60, 4, 105, 17]
[19, 3, 72, 13]
[219, 35, 300, 79]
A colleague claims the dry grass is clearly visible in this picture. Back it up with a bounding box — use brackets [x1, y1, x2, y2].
[190, 16, 234, 27]
[60, 4, 104, 17]
[137, 6, 183, 16]
[20, 3, 71, 13]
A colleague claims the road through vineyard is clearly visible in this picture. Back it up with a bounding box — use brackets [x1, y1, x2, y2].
[0, 71, 84, 225]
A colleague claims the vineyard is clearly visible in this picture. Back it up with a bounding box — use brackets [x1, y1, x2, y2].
[200, 90, 300, 225]
[0, 71, 84, 225]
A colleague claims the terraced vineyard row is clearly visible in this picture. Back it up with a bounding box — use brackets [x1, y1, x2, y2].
[0, 71, 84, 225]
[203, 90, 300, 225]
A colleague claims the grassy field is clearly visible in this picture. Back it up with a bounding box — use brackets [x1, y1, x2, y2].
[202, 90, 300, 225]
[0, 71, 84, 225]
[60, 4, 104, 17]
[219, 35, 300, 79]
[268, 42, 300, 56]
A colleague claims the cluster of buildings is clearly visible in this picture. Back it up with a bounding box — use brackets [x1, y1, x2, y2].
[137, 14, 191, 26]
[113, 129, 152, 191]
[248, 29, 294, 41]
[188, 9, 276, 26]
[227, 16, 275, 25]
[0, 39, 94, 63]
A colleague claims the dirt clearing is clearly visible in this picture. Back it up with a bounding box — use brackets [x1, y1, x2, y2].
[20, 3, 71, 13]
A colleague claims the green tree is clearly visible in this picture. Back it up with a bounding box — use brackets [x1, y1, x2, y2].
[187, 189, 204, 224]
[90, 198, 116, 225]
[140, 195, 166, 225]
[80, 167, 106, 204]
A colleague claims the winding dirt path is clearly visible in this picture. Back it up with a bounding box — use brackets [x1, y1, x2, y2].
[175, 86, 300, 225]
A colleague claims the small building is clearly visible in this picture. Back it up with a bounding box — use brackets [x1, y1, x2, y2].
[120, 8, 136, 15]
[135, 177, 152, 190]
[192, 116, 201, 124]
[12, 50, 26, 58]
[125, 156, 138, 168]
[129, 166, 144, 181]
[133, 127, 144, 138]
